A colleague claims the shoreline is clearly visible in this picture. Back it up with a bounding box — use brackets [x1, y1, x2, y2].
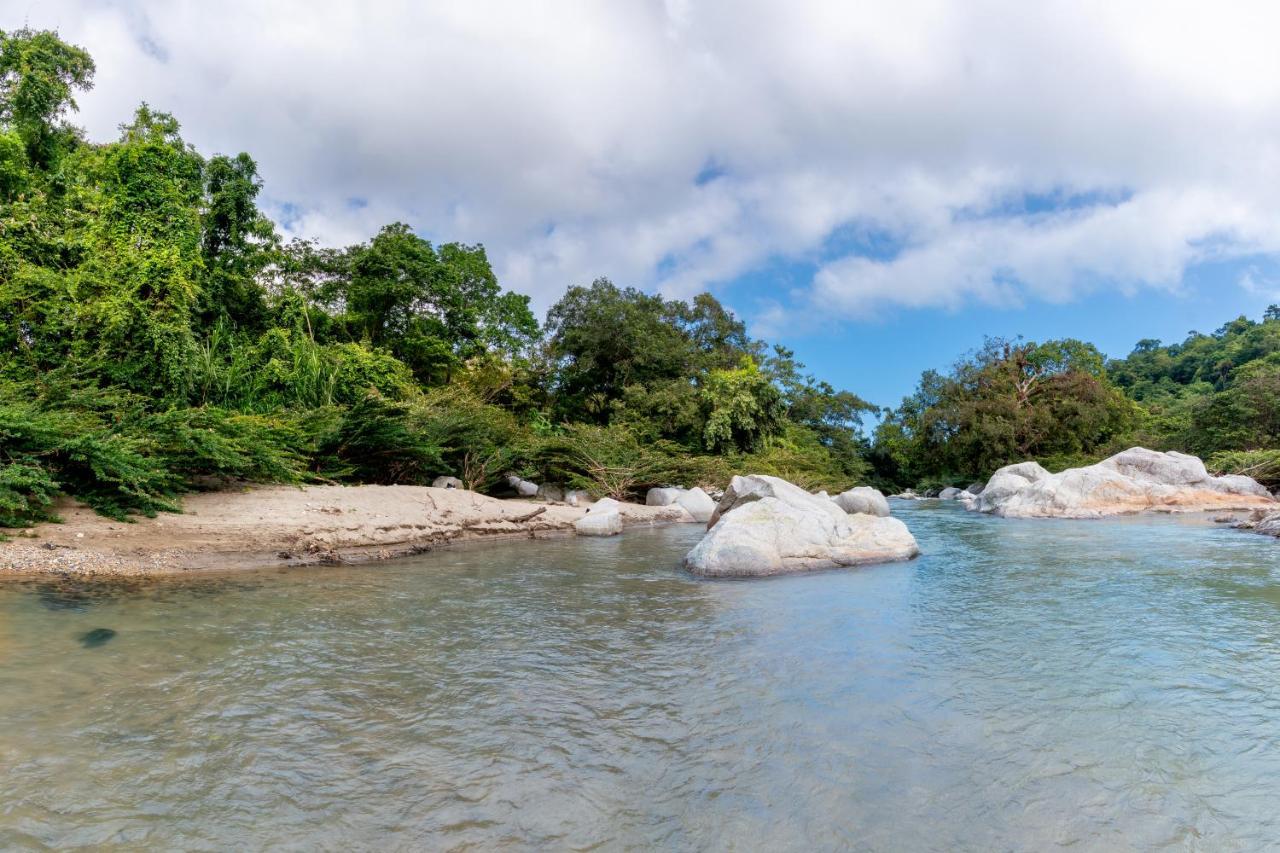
[0, 484, 698, 578]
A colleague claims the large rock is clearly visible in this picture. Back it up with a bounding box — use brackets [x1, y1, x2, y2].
[574, 497, 623, 536]
[646, 487, 683, 507]
[685, 475, 919, 577]
[432, 476, 462, 489]
[505, 475, 539, 498]
[971, 448, 1274, 518]
[938, 486, 962, 500]
[674, 487, 717, 523]
[536, 483, 566, 502]
[832, 486, 890, 517]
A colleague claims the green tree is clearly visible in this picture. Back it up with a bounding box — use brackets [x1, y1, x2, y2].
[0, 27, 94, 167]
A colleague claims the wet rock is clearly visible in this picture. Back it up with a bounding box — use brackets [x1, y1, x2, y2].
[938, 487, 963, 500]
[77, 627, 117, 648]
[833, 486, 890, 517]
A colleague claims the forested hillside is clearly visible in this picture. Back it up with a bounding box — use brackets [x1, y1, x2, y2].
[0, 29, 874, 529]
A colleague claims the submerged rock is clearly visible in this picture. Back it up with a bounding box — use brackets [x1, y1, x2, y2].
[832, 486, 890, 517]
[431, 476, 462, 489]
[574, 497, 623, 537]
[970, 448, 1274, 518]
[77, 627, 116, 648]
[685, 475, 919, 577]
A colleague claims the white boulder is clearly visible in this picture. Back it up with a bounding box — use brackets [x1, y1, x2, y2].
[971, 448, 1274, 518]
[505, 475, 539, 498]
[685, 475, 919, 577]
[674, 487, 717, 523]
[432, 476, 462, 489]
[574, 497, 623, 536]
[832, 486, 890, 517]
[646, 487, 683, 507]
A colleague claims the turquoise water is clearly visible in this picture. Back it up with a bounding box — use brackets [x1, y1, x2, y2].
[3, 503, 1280, 850]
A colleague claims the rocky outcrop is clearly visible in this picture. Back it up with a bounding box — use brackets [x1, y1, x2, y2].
[832, 486, 890, 517]
[685, 475, 919, 577]
[574, 497, 623, 536]
[431, 476, 462, 489]
[970, 448, 1274, 519]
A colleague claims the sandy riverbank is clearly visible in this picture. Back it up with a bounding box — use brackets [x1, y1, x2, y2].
[0, 485, 697, 577]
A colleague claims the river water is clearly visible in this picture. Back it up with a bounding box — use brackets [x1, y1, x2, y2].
[3, 502, 1280, 850]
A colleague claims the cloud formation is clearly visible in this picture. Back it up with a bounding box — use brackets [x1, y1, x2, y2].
[22, 0, 1280, 321]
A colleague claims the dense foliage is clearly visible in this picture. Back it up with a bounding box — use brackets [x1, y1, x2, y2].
[0, 29, 877, 528]
[871, 313, 1280, 491]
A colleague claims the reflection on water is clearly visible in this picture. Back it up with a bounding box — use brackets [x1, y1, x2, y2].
[3, 506, 1280, 849]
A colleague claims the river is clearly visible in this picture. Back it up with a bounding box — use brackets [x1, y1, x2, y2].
[3, 502, 1280, 850]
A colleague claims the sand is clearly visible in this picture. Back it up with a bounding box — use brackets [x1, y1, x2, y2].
[0, 484, 697, 577]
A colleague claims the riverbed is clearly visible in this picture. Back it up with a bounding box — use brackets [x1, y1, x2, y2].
[3, 502, 1280, 849]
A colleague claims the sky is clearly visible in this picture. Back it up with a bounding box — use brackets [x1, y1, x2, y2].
[10, 0, 1280, 410]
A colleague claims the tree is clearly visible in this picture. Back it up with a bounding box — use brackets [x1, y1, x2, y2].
[332, 223, 536, 384]
[700, 358, 786, 453]
[544, 278, 690, 419]
[0, 28, 95, 166]
[200, 152, 275, 329]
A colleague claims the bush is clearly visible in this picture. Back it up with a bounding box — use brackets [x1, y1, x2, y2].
[1207, 449, 1280, 489]
[310, 391, 444, 484]
[536, 423, 686, 500]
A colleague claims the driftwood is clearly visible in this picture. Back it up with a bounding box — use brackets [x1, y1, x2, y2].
[505, 506, 548, 523]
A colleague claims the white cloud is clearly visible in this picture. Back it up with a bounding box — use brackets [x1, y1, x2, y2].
[16, 0, 1280, 319]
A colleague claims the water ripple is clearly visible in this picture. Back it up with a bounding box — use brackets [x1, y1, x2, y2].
[4, 508, 1280, 849]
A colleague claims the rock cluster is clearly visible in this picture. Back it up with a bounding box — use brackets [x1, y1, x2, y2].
[968, 448, 1274, 518]
[645, 486, 717, 522]
[684, 475, 919, 577]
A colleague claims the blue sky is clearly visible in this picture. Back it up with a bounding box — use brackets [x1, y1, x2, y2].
[26, 0, 1280, 413]
[767, 254, 1280, 411]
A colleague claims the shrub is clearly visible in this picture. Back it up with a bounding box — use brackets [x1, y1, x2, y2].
[536, 423, 685, 500]
[1207, 449, 1280, 489]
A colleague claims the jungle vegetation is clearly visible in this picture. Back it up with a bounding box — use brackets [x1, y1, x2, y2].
[3, 28, 1278, 530]
[0, 28, 879, 528]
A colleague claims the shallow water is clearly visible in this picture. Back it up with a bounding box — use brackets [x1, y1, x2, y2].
[3, 504, 1280, 850]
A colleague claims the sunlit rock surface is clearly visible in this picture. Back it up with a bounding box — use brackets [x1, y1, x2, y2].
[685, 475, 919, 577]
[970, 448, 1274, 519]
